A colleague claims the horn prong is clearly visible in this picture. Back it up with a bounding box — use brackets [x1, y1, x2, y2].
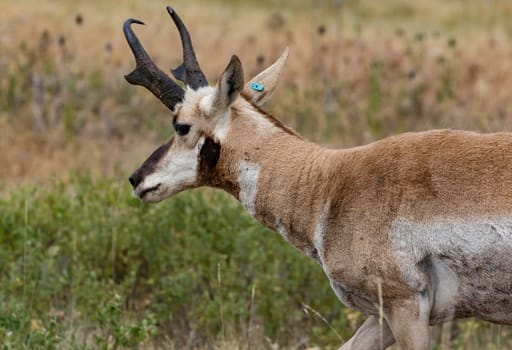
[166, 6, 208, 89]
[123, 18, 184, 111]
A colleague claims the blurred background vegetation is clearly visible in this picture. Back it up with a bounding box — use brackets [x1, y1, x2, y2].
[1, 0, 512, 348]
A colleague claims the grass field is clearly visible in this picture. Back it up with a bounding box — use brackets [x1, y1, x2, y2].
[1, 177, 511, 349]
[0, 176, 349, 348]
[1, 0, 512, 348]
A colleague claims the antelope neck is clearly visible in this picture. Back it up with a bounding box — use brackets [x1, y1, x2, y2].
[231, 132, 345, 257]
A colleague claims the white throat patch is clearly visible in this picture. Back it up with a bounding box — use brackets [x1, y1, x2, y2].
[238, 161, 260, 217]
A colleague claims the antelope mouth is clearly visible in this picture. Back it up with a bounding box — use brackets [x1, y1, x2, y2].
[137, 183, 162, 199]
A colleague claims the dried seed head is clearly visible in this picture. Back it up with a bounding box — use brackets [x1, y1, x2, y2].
[317, 25, 326, 36]
[75, 13, 83, 26]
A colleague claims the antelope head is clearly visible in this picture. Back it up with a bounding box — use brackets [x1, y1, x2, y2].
[125, 7, 289, 203]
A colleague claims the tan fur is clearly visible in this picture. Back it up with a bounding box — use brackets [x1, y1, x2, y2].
[129, 51, 512, 350]
[220, 104, 512, 284]
[211, 103, 512, 349]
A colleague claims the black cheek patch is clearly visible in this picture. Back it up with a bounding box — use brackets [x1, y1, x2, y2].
[199, 137, 221, 170]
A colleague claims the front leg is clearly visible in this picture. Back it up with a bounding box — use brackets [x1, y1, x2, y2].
[339, 315, 396, 350]
[385, 292, 431, 350]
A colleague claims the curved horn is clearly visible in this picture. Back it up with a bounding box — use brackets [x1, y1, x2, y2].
[166, 6, 208, 89]
[123, 18, 184, 111]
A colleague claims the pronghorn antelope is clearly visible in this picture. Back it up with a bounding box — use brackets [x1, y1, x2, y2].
[124, 7, 512, 350]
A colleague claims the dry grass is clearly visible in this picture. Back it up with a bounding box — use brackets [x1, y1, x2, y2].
[2, 0, 512, 184]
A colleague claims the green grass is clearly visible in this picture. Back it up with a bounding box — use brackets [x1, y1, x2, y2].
[1, 175, 510, 349]
[0, 175, 354, 349]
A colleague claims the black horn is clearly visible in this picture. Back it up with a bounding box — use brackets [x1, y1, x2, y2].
[166, 6, 208, 89]
[123, 18, 184, 111]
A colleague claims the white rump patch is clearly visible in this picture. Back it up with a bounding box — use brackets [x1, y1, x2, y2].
[314, 200, 331, 266]
[238, 161, 260, 216]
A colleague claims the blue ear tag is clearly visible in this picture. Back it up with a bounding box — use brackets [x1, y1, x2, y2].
[250, 82, 264, 92]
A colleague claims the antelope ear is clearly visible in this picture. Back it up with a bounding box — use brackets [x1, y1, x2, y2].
[243, 47, 289, 107]
[211, 55, 244, 113]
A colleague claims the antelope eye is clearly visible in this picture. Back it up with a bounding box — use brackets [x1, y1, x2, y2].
[174, 123, 191, 136]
